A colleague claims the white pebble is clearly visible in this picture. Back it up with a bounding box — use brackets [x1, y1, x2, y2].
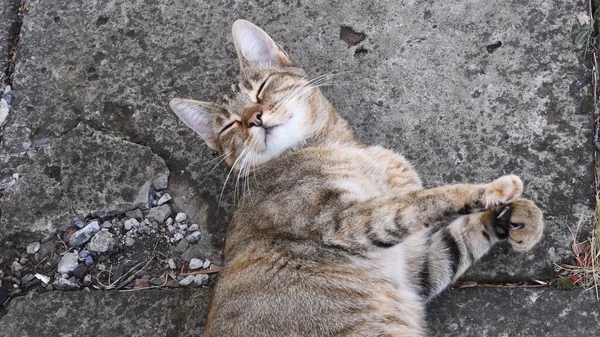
[12, 173, 19, 179]
[26, 242, 41, 255]
[157, 193, 173, 205]
[125, 237, 135, 247]
[175, 213, 187, 222]
[189, 258, 203, 270]
[188, 224, 199, 232]
[168, 259, 177, 269]
[173, 233, 184, 242]
[34, 273, 50, 284]
[203, 259, 211, 269]
[178, 224, 188, 231]
[165, 218, 174, 227]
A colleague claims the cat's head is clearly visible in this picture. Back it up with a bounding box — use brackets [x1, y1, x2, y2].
[170, 20, 349, 173]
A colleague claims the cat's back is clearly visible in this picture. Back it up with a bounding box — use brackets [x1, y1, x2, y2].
[205, 145, 426, 337]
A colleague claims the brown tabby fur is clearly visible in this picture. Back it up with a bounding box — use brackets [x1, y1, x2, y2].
[169, 20, 544, 337]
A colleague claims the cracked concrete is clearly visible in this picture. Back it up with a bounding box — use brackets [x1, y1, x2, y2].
[0, 122, 169, 245]
[0, 0, 596, 335]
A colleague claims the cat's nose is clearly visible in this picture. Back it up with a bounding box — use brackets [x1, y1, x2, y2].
[248, 111, 263, 127]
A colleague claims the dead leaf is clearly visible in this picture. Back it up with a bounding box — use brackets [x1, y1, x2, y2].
[340, 26, 366, 46]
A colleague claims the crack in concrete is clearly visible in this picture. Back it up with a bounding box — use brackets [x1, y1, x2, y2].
[2, 0, 26, 87]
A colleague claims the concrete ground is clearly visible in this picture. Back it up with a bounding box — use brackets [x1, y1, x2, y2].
[0, 0, 597, 335]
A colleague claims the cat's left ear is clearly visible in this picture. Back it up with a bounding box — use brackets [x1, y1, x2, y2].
[169, 98, 220, 151]
[232, 19, 293, 68]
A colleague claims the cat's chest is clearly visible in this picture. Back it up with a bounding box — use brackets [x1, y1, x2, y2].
[323, 146, 422, 203]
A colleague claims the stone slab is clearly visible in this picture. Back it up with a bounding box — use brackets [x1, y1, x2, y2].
[0, 122, 169, 245]
[0, 289, 211, 337]
[428, 287, 600, 336]
[0, 0, 593, 279]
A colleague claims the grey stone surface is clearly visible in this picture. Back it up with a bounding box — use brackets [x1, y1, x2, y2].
[0, 289, 211, 337]
[0, 122, 169, 245]
[0, 0, 591, 279]
[428, 288, 600, 336]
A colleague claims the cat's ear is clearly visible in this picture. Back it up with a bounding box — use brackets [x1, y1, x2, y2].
[232, 19, 292, 68]
[169, 98, 220, 151]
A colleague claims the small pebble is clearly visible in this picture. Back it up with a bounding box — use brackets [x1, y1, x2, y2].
[203, 259, 211, 269]
[179, 274, 209, 287]
[188, 224, 199, 232]
[124, 218, 140, 231]
[79, 250, 89, 260]
[12, 173, 19, 179]
[83, 274, 92, 285]
[72, 264, 88, 280]
[68, 221, 100, 246]
[53, 278, 80, 291]
[178, 224, 188, 231]
[97, 263, 107, 271]
[125, 208, 144, 220]
[125, 237, 135, 247]
[21, 274, 35, 284]
[72, 218, 86, 229]
[26, 242, 41, 255]
[10, 261, 23, 273]
[168, 259, 177, 269]
[175, 213, 187, 222]
[165, 218, 174, 227]
[101, 221, 113, 228]
[85, 255, 94, 266]
[157, 193, 173, 205]
[173, 233, 184, 242]
[189, 258, 203, 270]
[179, 275, 196, 286]
[185, 231, 202, 244]
[87, 229, 119, 253]
[167, 224, 175, 233]
[34, 273, 50, 284]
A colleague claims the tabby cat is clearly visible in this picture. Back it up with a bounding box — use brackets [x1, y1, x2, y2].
[169, 20, 544, 337]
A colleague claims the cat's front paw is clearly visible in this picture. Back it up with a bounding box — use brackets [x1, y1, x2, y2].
[481, 175, 523, 208]
[492, 199, 544, 252]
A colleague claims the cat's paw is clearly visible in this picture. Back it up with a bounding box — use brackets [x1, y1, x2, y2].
[481, 175, 523, 208]
[493, 199, 544, 252]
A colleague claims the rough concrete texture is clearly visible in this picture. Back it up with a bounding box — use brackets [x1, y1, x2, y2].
[0, 289, 211, 337]
[0, 0, 595, 334]
[428, 288, 600, 336]
[0, 122, 169, 244]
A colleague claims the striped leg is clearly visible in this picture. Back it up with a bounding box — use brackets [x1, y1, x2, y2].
[416, 198, 544, 300]
[325, 175, 523, 250]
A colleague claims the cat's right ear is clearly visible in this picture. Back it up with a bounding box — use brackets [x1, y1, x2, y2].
[232, 19, 292, 68]
[169, 98, 219, 151]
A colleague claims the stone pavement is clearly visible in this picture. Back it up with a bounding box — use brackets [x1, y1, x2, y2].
[0, 0, 597, 335]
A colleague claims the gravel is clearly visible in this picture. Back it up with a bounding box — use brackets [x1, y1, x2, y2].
[185, 231, 201, 244]
[146, 204, 173, 224]
[57, 253, 80, 274]
[189, 258, 203, 270]
[175, 212, 187, 223]
[87, 229, 119, 253]
[68, 221, 101, 246]
[157, 193, 172, 205]
[53, 278, 80, 291]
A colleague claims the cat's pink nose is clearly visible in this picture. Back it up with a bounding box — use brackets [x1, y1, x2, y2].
[248, 111, 263, 127]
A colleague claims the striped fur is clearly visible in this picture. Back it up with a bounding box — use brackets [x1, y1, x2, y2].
[169, 20, 544, 337]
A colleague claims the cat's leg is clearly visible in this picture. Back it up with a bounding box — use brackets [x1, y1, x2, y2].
[413, 198, 544, 300]
[325, 175, 522, 250]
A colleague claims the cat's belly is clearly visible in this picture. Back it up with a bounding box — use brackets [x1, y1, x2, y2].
[207, 242, 427, 337]
[324, 145, 423, 202]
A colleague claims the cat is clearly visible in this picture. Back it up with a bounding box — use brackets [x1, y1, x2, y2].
[169, 19, 544, 337]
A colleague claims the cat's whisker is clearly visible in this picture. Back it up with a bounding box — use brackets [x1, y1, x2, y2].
[219, 147, 248, 210]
